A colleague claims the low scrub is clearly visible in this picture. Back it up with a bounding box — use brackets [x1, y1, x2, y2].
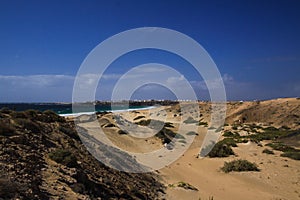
[221, 159, 259, 173]
[49, 149, 77, 167]
[155, 128, 176, 144]
[281, 152, 300, 160]
[208, 139, 235, 158]
[0, 120, 16, 136]
[14, 118, 40, 133]
[59, 125, 80, 140]
[39, 110, 66, 123]
[183, 117, 198, 124]
[266, 142, 300, 160]
[262, 149, 274, 154]
[118, 129, 128, 135]
[133, 116, 145, 121]
[169, 181, 198, 191]
[186, 131, 198, 136]
[198, 121, 208, 126]
[164, 122, 174, 128]
[223, 131, 234, 137]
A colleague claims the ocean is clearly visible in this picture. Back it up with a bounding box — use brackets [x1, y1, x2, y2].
[0, 103, 151, 116]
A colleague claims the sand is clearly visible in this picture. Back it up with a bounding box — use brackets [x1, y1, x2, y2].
[75, 98, 300, 200]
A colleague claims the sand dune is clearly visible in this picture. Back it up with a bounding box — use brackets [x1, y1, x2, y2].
[90, 98, 300, 199]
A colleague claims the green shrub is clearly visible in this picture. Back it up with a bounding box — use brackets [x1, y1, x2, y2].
[223, 131, 234, 137]
[0, 107, 12, 114]
[198, 121, 208, 126]
[136, 119, 158, 127]
[281, 152, 300, 160]
[248, 129, 291, 142]
[133, 116, 145, 120]
[221, 159, 259, 173]
[164, 122, 174, 128]
[59, 125, 80, 140]
[49, 149, 77, 167]
[235, 138, 248, 143]
[215, 126, 223, 132]
[0, 177, 20, 199]
[11, 111, 27, 118]
[186, 131, 198, 136]
[266, 142, 300, 160]
[103, 123, 116, 128]
[207, 126, 216, 130]
[175, 134, 185, 139]
[40, 110, 65, 123]
[208, 139, 235, 158]
[178, 139, 187, 144]
[262, 149, 274, 154]
[280, 125, 290, 130]
[14, 118, 40, 133]
[24, 109, 40, 119]
[266, 142, 295, 152]
[263, 126, 278, 132]
[0, 120, 16, 136]
[118, 129, 128, 134]
[155, 128, 176, 144]
[183, 117, 198, 124]
[176, 181, 198, 191]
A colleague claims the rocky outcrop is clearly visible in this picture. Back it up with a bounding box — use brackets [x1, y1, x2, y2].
[0, 109, 165, 199]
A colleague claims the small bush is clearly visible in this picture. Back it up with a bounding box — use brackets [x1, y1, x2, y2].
[175, 134, 185, 139]
[186, 131, 198, 136]
[262, 149, 274, 154]
[221, 138, 238, 147]
[40, 110, 65, 123]
[198, 121, 208, 126]
[221, 159, 259, 173]
[118, 129, 128, 134]
[177, 181, 198, 191]
[263, 126, 278, 132]
[183, 117, 198, 124]
[281, 152, 300, 160]
[0, 121, 16, 136]
[266, 142, 300, 160]
[223, 131, 234, 137]
[133, 116, 145, 120]
[11, 111, 27, 118]
[59, 125, 80, 140]
[178, 139, 187, 144]
[0, 178, 17, 198]
[49, 149, 77, 167]
[208, 139, 235, 158]
[14, 118, 40, 133]
[169, 181, 198, 191]
[155, 128, 176, 144]
[164, 122, 174, 128]
[0, 107, 12, 114]
[235, 138, 248, 143]
[280, 125, 290, 130]
[103, 123, 116, 128]
[266, 142, 295, 152]
[136, 119, 154, 126]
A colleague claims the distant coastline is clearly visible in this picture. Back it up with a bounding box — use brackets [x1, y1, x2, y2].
[0, 100, 178, 115]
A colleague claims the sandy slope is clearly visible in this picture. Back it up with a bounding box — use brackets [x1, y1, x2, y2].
[159, 98, 300, 200]
[83, 98, 300, 200]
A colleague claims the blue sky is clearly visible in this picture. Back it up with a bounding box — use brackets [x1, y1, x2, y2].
[0, 0, 299, 102]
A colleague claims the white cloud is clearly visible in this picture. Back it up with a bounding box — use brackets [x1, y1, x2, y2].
[1, 72, 298, 102]
[0, 74, 74, 102]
